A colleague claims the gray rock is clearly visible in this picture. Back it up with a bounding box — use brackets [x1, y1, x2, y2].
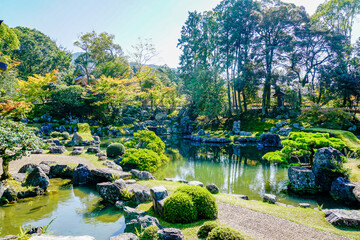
[174, 179, 188, 184]
[231, 194, 249, 200]
[324, 209, 360, 227]
[96, 152, 106, 158]
[292, 123, 304, 130]
[270, 127, 277, 133]
[354, 184, 360, 204]
[73, 164, 92, 185]
[110, 233, 139, 240]
[313, 147, 343, 191]
[0, 235, 18, 240]
[188, 181, 203, 187]
[29, 235, 95, 240]
[278, 127, 292, 136]
[19, 163, 38, 173]
[128, 184, 152, 203]
[49, 146, 66, 154]
[11, 173, 26, 183]
[87, 147, 100, 154]
[197, 129, 205, 136]
[239, 131, 252, 136]
[155, 112, 167, 121]
[232, 121, 241, 135]
[25, 167, 49, 190]
[259, 133, 281, 148]
[131, 169, 155, 180]
[70, 132, 83, 146]
[49, 165, 73, 179]
[263, 193, 277, 204]
[348, 125, 357, 132]
[330, 177, 357, 205]
[298, 203, 311, 208]
[275, 121, 288, 128]
[125, 179, 137, 184]
[71, 146, 84, 155]
[157, 228, 184, 240]
[125, 215, 162, 233]
[91, 168, 132, 183]
[115, 200, 126, 210]
[206, 183, 219, 194]
[150, 186, 168, 201]
[288, 166, 316, 192]
[103, 161, 122, 171]
[0, 182, 4, 199]
[96, 179, 126, 204]
[39, 164, 50, 175]
[31, 149, 44, 154]
[124, 206, 146, 223]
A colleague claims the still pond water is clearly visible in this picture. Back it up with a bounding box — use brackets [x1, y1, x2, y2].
[0, 137, 346, 238]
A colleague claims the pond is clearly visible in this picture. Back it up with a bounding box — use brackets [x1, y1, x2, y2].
[0, 137, 348, 238]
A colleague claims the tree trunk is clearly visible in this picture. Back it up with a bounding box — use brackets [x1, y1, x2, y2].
[238, 90, 242, 114]
[243, 92, 247, 112]
[1, 159, 9, 180]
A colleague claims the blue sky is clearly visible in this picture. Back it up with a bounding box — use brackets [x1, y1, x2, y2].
[1, 0, 358, 67]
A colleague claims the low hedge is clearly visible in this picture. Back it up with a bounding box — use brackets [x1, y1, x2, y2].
[207, 226, 244, 240]
[106, 143, 126, 158]
[163, 191, 197, 223]
[198, 222, 220, 239]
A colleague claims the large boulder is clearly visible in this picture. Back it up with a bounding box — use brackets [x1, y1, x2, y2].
[330, 177, 358, 205]
[87, 147, 101, 154]
[11, 173, 26, 183]
[157, 228, 184, 240]
[110, 233, 139, 240]
[125, 215, 162, 233]
[324, 209, 360, 227]
[25, 167, 49, 190]
[49, 146, 66, 154]
[151, 186, 168, 216]
[128, 184, 151, 203]
[91, 168, 132, 183]
[19, 164, 38, 173]
[70, 132, 83, 146]
[288, 166, 316, 192]
[103, 161, 123, 171]
[263, 193, 277, 204]
[232, 121, 241, 135]
[259, 133, 281, 148]
[123, 206, 146, 223]
[312, 147, 343, 191]
[71, 146, 84, 155]
[206, 184, 219, 194]
[49, 165, 73, 179]
[96, 179, 126, 204]
[73, 164, 92, 185]
[131, 169, 155, 180]
[0, 182, 4, 199]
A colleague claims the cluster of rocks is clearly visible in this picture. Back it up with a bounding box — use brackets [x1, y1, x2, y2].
[288, 147, 360, 206]
[183, 134, 232, 144]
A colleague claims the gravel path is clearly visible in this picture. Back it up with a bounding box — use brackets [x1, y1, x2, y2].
[0, 154, 96, 175]
[218, 201, 350, 240]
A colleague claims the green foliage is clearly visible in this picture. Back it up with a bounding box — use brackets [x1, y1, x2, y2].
[130, 130, 165, 155]
[262, 151, 287, 164]
[140, 225, 159, 240]
[206, 226, 244, 240]
[175, 185, 218, 220]
[263, 132, 346, 165]
[61, 131, 70, 140]
[50, 131, 62, 138]
[120, 187, 134, 201]
[197, 222, 220, 239]
[106, 143, 126, 158]
[0, 120, 44, 179]
[121, 148, 161, 172]
[76, 123, 93, 141]
[163, 191, 198, 223]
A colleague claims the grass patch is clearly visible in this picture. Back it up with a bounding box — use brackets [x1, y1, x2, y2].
[344, 158, 360, 183]
[62, 152, 105, 169]
[305, 128, 360, 156]
[138, 180, 360, 240]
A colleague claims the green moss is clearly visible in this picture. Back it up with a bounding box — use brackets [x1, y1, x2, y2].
[77, 123, 94, 141]
[164, 191, 198, 223]
[207, 226, 245, 240]
[106, 143, 125, 158]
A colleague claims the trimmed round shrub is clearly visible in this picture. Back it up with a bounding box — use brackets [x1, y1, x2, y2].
[197, 222, 220, 239]
[140, 225, 159, 240]
[206, 226, 244, 240]
[62, 131, 70, 140]
[106, 143, 126, 158]
[175, 185, 218, 220]
[50, 131, 61, 138]
[163, 191, 197, 223]
[121, 148, 161, 172]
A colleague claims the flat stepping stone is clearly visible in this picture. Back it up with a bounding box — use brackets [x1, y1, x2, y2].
[324, 209, 360, 227]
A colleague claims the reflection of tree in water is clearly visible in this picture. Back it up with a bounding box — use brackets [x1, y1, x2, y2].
[160, 139, 288, 200]
[73, 187, 123, 224]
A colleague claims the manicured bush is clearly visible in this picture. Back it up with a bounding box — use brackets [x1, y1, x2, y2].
[163, 191, 197, 223]
[50, 131, 61, 138]
[61, 131, 70, 140]
[207, 226, 244, 240]
[197, 222, 220, 239]
[175, 185, 218, 220]
[106, 143, 126, 158]
[140, 225, 159, 240]
[121, 148, 161, 172]
[126, 130, 165, 155]
[262, 151, 287, 164]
